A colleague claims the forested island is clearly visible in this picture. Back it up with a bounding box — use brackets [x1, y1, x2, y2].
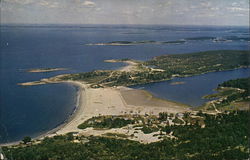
[86, 40, 186, 46]
[86, 36, 250, 46]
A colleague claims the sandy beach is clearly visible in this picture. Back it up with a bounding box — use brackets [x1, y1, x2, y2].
[52, 80, 190, 137]
[38, 60, 191, 142]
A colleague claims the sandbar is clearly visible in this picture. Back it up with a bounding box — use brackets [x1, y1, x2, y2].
[27, 68, 68, 73]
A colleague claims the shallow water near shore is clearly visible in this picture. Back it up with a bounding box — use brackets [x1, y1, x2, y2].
[0, 24, 249, 143]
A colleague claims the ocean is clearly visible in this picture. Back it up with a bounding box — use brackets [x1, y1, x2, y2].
[0, 24, 249, 143]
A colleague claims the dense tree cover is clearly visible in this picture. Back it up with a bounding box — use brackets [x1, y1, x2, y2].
[158, 112, 169, 121]
[3, 110, 249, 160]
[78, 116, 135, 129]
[218, 77, 250, 95]
[60, 50, 250, 88]
[145, 50, 250, 76]
[203, 77, 250, 110]
[172, 117, 184, 124]
[140, 126, 159, 134]
[60, 70, 111, 85]
[62, 69, 171, 88]
[22, 137, 31, 144]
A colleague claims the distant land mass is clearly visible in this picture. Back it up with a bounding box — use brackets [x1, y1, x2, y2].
[86, 36, 250, 46]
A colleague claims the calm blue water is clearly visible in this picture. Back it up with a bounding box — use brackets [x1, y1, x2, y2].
[0, 24, 249, 143]
[132, 68, 250, 107]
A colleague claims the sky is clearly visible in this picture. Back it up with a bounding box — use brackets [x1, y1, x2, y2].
[0, 0, 249, 26]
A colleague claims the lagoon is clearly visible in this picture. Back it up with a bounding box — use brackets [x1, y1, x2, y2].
[131, 68, 250, 107]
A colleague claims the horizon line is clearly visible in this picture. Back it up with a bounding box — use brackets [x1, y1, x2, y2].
[0, 22, 249, 28]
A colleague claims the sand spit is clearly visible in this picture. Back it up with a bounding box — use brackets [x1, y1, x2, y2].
[105, 59, 139, 72]
[119, 61, 139, 72]
[17, 74, 69, 86]
[170, 81, 186, 85]
[27, 68, 68, 73]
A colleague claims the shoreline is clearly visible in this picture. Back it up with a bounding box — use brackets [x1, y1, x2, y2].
[37, 81, 84, 136]
[36, 81, 87, 137]
[0, 81, 85, 146]
[1, 79, 191, 146]
[46, 81, 190, 136]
